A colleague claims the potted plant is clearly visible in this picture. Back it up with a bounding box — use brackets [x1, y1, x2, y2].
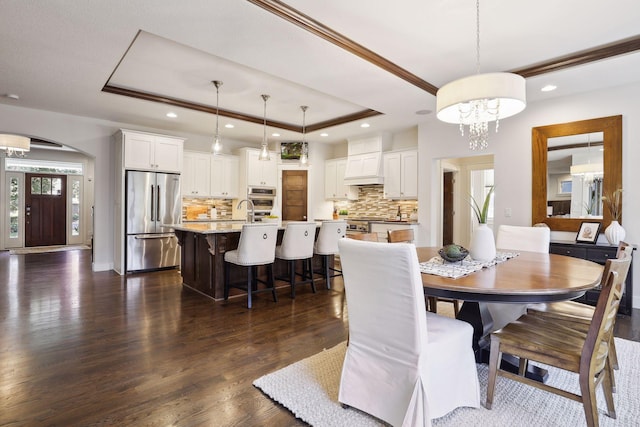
[469, 186, 496, 262]
[338, 209, 349, 219]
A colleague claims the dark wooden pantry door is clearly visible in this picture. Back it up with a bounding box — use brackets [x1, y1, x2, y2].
[25, 174, 67, 247]
[282, 170, 308, 221]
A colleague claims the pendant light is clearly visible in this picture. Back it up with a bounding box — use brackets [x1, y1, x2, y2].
[299, 105, 309, 166]
[258, 94, 271, 161]
[436, 0, 526, 150]
[211, 80, 223, 154]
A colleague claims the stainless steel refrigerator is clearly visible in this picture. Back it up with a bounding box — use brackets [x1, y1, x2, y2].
[126, 170, 181, 272]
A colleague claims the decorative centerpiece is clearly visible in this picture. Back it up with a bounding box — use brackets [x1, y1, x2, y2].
[469, 186, 496, 262]
[439, 244, 469, 263]
[262, 215, 280, 224]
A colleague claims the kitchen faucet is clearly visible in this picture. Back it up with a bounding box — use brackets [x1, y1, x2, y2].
[237, 199, 255, 223]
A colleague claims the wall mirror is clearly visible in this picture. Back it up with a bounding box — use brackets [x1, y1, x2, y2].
[532, 115, 622, 232]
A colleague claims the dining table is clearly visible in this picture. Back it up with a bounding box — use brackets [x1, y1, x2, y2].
[416, 246, 604, 381]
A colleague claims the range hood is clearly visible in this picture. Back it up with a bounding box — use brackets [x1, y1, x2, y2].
[343, 152, 384, 185]
[342, 133, 390, 185]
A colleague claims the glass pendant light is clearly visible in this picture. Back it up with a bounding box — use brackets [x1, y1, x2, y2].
[299, 105, 309, 166]
[211, 80, 223, 154]
[258, 94, 271, 161]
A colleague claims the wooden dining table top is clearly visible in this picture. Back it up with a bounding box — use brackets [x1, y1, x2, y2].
[416, 247, 604, 303]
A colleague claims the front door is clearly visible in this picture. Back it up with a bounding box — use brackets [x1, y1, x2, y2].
[282, 170, 308, 221]
[25, 174, 67, 247]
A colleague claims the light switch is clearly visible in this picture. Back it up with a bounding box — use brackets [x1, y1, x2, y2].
[504, 208, 512, 218]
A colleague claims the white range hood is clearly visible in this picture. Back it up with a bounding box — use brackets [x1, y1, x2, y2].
[342, 133, 391, 185]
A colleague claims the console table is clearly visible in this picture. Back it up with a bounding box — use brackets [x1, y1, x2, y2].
[549, 241, 634, 315]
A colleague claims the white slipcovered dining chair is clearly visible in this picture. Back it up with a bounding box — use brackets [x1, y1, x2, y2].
[275, 221, 318, 298]
[337, 238, 480, 426]
[487, 225, 551, 330]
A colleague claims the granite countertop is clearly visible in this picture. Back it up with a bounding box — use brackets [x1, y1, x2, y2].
[167, 221, 321, 234]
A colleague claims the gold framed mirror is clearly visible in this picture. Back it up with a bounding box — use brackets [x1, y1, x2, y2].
[532, 115, 622, 232]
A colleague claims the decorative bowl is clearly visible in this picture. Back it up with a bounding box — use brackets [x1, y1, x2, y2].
[438, 245, 469, 263]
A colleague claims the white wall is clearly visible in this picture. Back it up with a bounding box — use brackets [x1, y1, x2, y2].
[418, 81, 640, 309]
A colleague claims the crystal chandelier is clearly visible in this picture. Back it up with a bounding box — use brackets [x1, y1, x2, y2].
[0, 134, 30, 157]
[258, 94, 271, 161]
[436, 0, 526, 150]
[299, 105, 309, 166]
[211, 80, 223, 154]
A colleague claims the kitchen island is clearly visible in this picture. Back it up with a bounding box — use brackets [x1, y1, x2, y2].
[170, 222, 325, 301]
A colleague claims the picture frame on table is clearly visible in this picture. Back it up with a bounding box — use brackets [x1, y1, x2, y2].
[576, 221, 601, 244]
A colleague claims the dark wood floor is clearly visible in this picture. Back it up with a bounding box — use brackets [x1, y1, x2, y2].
[0, 249, 638, 426]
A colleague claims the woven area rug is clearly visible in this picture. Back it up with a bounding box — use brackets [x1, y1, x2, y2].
[254, 338, 640, 427]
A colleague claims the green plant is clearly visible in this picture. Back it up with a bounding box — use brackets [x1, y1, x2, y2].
[338, 209, 349, 215]
[583, 200, 594, 215]
[470, 186, 494, 224]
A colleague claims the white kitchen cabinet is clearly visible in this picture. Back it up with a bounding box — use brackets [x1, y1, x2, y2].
[182, 151, 211, 197]
[121, 129, 184, 173]
[210, 154, 239, 198]
[325, 158, 358, 200]
[245, 149, 277, 187]
[383, 149, 418, 199]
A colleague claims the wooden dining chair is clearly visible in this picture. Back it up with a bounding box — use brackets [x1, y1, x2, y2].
[526, 241, 631, 391]
[388, 228, 461, 316]
[349, 232, 378, 242]
[486, 252, 632, 427]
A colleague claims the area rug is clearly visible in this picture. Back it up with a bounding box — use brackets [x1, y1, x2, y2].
[9, 244, 90, 255]
[254, 338, 640, 426]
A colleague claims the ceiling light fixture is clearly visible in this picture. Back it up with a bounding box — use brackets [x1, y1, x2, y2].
[0, 134, 30, 157]
[299, 105, 309, 166]
[166, 112, 177, 118]
[258, 94, 271, 161]
[541, 84, 557, 92]
[360, 123, 370, 128]
[570, 134, 603, 178]
[211, 80, 223, 154]
[436, 0, 526, 150]
[225, 124, 234, 129]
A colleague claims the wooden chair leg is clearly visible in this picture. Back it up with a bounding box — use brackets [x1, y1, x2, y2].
[324, 255, 331, 290]
[289, 260, 296, 299]
[579, 369, 599, 427]
[518, 358, 528, 376]
[427, 297, 438, 313]
[609, 335, 619, 370]
[602, 360, 617, 419]
[268, 264, 277, 303]
[485, 338, 501, 409]
[453, 300, 460, 316]
[307, 259, 316, 293]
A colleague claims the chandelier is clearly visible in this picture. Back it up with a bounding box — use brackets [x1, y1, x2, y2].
[299, 105, 309, 166]
[211, 80, 223, 154]
[258, 94, 271, 161]
[0, 134, 30, 157]
[436, 0, 526, 150]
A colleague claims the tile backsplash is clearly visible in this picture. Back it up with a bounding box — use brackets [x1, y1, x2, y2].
[182, 198, 234, 220]
[333, 185, 417, 219]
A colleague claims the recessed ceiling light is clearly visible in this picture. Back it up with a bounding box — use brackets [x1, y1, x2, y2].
[4, 94, 20, 100]
[166, 112, 177, 118]
[360, 123, 370, 128]
[272, 132, 280, 137]
[415, 109, 432, 115]
[225, 124, 234, 129]
[320, 133, 329, 137]
[541, 84, 557, 92]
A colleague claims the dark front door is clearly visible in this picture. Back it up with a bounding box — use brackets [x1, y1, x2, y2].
[25, 174, 67, 247]
[282, 170, 308, 221]
[443, 171, 454, 245]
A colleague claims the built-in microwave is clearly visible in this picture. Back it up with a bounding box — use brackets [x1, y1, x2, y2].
[248, 186, 276, 198]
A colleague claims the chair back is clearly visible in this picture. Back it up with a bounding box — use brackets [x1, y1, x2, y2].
[276, 221, 317, 260]
[387, 228, 414, 243]
[314, 220, 346, 255]
[234, 223, 278, 265]
[349, 232, 378, 242]
[496, 225, 550, 253]
[338, 238, 427, 368]
[583, 250, 632, 376]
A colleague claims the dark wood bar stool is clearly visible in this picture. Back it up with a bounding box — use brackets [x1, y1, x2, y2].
[313, 220, 346, 289]
[275, 221, 318, 298]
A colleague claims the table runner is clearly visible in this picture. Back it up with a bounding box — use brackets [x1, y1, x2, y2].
[419, 251, 519, 279]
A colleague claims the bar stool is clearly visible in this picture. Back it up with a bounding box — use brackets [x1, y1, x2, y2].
[275, 221, 318, 298]
[313, 220, 346, 289]
[224, 223, 278, 308]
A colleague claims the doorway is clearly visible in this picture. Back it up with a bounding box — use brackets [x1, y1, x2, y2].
[25, 173, 67, 246]
[442, 171, 454, 245]
[281, 170, 308, 221]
